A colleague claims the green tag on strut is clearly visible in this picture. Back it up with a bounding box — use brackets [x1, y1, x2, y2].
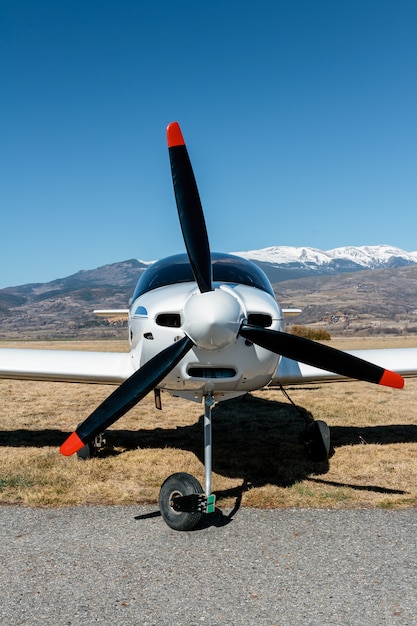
[206, 494, 216, 514]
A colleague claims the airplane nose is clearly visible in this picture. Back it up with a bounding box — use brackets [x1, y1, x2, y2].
[182, 288, 244, 350]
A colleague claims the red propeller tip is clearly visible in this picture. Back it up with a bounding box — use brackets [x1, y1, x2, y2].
[379, 369, 404, 389]
[60, 432, 85, 456]
[167, 122, 185, 147]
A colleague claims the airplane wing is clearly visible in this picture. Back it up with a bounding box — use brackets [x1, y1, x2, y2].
[0, 348, 135, 384]
[1, 345, 415, 387]
[272, 347, 417, 385]
[93, 309, 129, 318]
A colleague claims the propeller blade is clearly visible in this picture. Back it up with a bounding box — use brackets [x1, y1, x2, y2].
[239, 325, 404, 389]
[167, 122, 212, 293]
[60, 336, 194, 456]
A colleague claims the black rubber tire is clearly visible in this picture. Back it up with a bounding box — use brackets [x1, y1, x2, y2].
[159, 472, 203, 531]
[304, 420, 331, 462]
[76, 443, 93, 460]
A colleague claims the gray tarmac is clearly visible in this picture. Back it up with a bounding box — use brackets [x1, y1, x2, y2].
[1, 505, 416, 625]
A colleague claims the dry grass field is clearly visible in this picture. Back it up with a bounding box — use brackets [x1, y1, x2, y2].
[1, 337, 417, 510]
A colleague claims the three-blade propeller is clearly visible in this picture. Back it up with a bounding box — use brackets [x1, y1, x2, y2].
[60, 122, 403, 457]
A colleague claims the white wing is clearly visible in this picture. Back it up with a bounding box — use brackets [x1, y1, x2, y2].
[272, 348, 417, 385]
[93, 309, 129, 318]
[0, 348, 135, 384]
[1, 345, 416, 387]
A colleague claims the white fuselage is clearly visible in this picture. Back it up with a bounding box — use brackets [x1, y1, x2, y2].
[128, 280, 284, 402]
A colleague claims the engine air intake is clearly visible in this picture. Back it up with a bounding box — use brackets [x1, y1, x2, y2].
[188, 367, 236, 379]
[247, 313, 272, 328]
[156, 313, 181, 327]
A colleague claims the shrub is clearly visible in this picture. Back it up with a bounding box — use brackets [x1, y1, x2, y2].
[290, 325, 331, 341]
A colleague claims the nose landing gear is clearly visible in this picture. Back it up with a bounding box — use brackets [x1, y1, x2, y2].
[158, 390, 331, 530]
[158, 395, 216, 530]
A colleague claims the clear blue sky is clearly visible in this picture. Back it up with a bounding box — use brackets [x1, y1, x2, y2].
[1, 0, 416, 288]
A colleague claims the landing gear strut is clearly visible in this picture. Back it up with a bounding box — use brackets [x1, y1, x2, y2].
[159, 394, 216, 530]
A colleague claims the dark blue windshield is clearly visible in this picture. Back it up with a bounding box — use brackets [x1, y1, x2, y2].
[132, 252, 274, 300]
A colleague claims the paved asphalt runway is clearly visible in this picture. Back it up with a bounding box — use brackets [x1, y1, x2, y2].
[1, 505, 416, 625]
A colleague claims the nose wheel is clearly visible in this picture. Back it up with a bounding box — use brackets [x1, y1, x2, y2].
[159, 472, 204, 530]
[159, 395, 216, 530]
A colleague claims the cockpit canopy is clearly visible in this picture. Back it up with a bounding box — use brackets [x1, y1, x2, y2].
[132, 252, 275, 301]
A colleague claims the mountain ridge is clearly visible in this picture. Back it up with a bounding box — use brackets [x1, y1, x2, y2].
[1, 245, 417, 339]
[234, 244, 417, 271]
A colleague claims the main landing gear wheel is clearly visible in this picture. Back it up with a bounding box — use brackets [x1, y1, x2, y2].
[159, 472, 204, 531]
[76, 432, 107, 460]
[303, 420, 331, 462]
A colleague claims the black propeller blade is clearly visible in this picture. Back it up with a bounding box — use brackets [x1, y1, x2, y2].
[239, 325, 404, 388]
[60, 336, 194, 456]
[167, 122, 212, 293]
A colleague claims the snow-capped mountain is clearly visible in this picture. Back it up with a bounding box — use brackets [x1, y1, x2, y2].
[232, 244, 417, 273]
[2, 245, 417, 338]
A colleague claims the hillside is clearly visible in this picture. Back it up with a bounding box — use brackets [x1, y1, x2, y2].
[1, 256, 417, 340]
[276, 264, 417, 336]
[0, 260, 146, 339]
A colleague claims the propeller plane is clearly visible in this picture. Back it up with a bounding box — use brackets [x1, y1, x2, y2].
[1, 122, 416, 530]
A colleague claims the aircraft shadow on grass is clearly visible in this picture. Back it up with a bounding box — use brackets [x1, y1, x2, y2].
[1, 393, 415, 502]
